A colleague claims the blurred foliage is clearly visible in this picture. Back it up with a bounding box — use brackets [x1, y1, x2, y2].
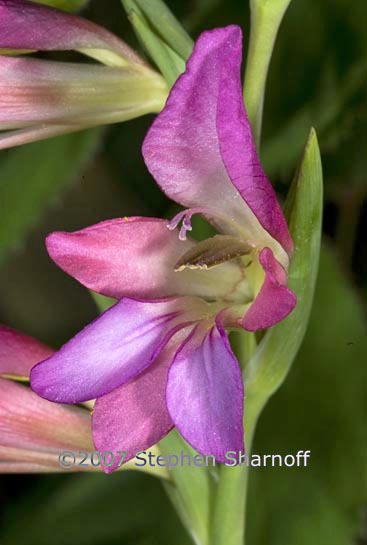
[0, 130, 102, 265]
[0, 0, 365, 544]
[1, 472, 191, 545]
[34, 0, 91, 11]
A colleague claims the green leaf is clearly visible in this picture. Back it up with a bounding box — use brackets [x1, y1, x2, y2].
[135, 0, 193, 61]
[244, 128, 323, 430]
[0, 129, 101, 264]
[121, 0, 185, 86]
[32, 0, 90, 11]
[247, 246, 366, 545]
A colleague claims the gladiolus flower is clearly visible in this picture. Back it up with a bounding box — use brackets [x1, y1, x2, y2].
[30, 26, 296, 471]
[0, 0, 168, 149]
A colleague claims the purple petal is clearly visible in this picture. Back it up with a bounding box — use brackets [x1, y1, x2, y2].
[92, 337, 187, 473]
[30, 297, 201, 403]
[46, 217, 245, 301]
[166, 320, 244, 462]
[0, 0, 141, 64]
[143, 25, 292, 264]
[0, 324, 53, 377]
[0, 378, 92, 453]
[242, 248, 297, 331]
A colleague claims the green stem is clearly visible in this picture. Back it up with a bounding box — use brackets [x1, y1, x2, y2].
[212, 406, 257, 545]
[243, 0, 293, 148]
[212, 465, 248, 545]
[212, 337, 257, 545]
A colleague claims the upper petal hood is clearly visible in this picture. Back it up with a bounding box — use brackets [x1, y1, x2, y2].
[46, 217, 246, 302]
[142, 25, 292, 267]
[0, 0, 141, 66]
[242, 248, 296, 331]
[0, 324, 53, 378]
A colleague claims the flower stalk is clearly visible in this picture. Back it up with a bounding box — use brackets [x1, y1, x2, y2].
[243, 0, 293, 148]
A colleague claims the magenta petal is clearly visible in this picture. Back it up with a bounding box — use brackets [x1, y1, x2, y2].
[166, 320, 244, 462]
[143, 27, 240, 216]
[46, 217, 244, 301]
[143, 26, 292, 260]
[46, 217, 196, 299]
[216, 33, 293, 255]
[0, 0, 139, 62]
[30, 297, 196, 403]
[0, 325, 53, 377]
[92, 339, 184, 473]
[242, 248, 297, 331]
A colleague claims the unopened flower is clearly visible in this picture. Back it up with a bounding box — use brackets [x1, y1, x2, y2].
[0, 325, 93, 472]
[30, 26, 296, 471]
[0, 0, 168, 149]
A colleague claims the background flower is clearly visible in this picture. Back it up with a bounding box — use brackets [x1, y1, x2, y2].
[0, 325, 93, 472]
[0, 0, 168, 149]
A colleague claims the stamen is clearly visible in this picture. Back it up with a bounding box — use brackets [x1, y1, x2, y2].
[167, 209, 194, 241]
[167, 210, 186, 231]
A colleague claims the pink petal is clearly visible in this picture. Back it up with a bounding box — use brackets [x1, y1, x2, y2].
[30, 296, 203, 403]
[46, 217, 245, 301]
[0, 378, 92, 453]
[0, 123, 85, 150]
[142, 26, 292, 264]
[0, 461, 65, 473]
[242, 247, 297, 331]
[0, 56, 165, 129]
[0, 0, 141, 64]
[0, 324, 53, 377]
[92, 336, 187, 473]
[166, 320, 244, 462]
